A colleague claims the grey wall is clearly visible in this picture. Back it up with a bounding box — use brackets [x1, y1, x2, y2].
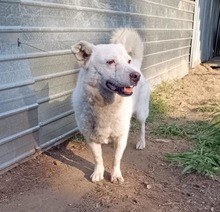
[141, 0, 195, 86]
[0, 0, 195, 171]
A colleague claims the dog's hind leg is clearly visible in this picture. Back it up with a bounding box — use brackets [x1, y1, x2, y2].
[134, 83, 150, 150]
[136, 119, 146, 150]
[87, 142, 104, 182]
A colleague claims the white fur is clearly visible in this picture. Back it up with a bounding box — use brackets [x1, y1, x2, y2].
[71, 29, 150, 183]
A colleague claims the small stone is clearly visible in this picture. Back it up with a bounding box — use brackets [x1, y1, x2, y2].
[143, 182, 152, 189]
[147, 184, 152, 189]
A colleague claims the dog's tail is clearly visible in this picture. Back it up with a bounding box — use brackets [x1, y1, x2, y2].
[111, 28, 144, 67]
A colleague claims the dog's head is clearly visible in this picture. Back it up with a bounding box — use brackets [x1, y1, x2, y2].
[71, 41, 141, 97]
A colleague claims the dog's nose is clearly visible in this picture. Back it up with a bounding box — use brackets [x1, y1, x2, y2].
[129, 72, 141, 84]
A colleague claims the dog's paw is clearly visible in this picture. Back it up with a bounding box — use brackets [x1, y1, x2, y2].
[111, 170, 124, 183]
[90, 165, 104, 182]
[136, 140, 145, 150]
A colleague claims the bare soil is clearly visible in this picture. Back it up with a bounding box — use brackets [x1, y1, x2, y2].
[1, 65, 220, 212]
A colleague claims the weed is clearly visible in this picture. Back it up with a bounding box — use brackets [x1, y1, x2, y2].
[151, 124, 188, 139]
[70, 131, 85, 143]
[166, 113, 220, 177]
[151, 121, 209, 140]
[166, 148, 220, 176]
[194, 106, 220, 113]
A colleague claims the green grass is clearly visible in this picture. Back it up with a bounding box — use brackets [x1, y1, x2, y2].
[150, 120, 210, 140]
[148, 82, 220, 177]
[148, 91, 171, 122]
[165, 114, 220, 177]
[151, 124, 188, 139]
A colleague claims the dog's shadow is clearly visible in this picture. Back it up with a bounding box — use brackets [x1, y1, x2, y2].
[45, 142, 111, 182]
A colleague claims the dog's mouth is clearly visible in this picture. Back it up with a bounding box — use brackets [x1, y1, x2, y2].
[106, 81, 135, 96]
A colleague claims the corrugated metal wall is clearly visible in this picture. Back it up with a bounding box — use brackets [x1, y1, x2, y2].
[190, 0, 220, 67]
[0, 0, 195, 171]
[140, 0, 195, 86]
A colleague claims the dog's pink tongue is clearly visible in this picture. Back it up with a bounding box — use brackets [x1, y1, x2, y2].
[123, 87, 133, 94]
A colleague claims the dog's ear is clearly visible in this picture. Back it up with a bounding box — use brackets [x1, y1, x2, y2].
[71, 41, 94, 65]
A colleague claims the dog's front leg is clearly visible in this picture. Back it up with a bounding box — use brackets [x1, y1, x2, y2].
[111, 138, 127, 183]
[88, 142, 104, 182]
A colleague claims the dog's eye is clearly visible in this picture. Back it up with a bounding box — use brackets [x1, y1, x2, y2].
[128, 59, 131, 64]
[106, 60, 115, 65]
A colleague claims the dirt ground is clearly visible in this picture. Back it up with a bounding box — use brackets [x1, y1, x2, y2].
[0, 65, 220, 212]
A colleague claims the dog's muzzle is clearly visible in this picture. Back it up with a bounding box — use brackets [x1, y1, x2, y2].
[106, 71, 141, 96]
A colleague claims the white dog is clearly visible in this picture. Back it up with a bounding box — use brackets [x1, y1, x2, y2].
[71, 29, 150, 183]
